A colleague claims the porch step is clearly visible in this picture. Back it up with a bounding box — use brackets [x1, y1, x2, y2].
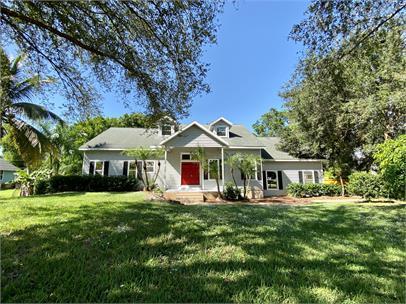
[167, 192, 204, 203]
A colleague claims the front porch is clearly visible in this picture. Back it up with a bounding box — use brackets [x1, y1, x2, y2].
[164, 189, 220, 203]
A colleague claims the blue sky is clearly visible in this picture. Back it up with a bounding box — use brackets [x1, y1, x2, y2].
[11, 0, 309, 129]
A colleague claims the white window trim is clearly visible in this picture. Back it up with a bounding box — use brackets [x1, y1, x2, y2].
[302, 170, 315, 184]
[180, 153, 192, 161]
[266, 170, 279, 190]
[161, 124, 173, 136]
[145, 160, 155, 174]
[214, 125, 229, 138]
[125, 160, 140, 177]
[91, 160, 105, 176]
[208, 159, 220, 180]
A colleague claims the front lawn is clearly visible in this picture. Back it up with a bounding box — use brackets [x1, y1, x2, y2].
[1, 192, 405, 303]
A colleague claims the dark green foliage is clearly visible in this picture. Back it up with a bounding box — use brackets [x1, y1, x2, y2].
[287, 183, 341, 198]
[374, 135, 406, 200]
[34, 175, 140, 194]
[222, 182, 240, 201]
[347, 172, 387, 199]
[252, 108, 288, 137]
[1, 1, 223, 119]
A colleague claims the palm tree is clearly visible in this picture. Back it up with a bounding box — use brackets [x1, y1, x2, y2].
[0, 48, 63, 167]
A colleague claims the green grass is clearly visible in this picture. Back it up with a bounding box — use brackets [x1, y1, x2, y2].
[1, 192, 405, 303]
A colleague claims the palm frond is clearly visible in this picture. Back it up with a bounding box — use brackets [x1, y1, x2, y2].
[8, 118, 52, 167]
[9, 53, 27, 76]
[12, 102, 64, 124]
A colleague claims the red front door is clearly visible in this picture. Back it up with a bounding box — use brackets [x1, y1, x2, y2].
[181, 162, 200, 185]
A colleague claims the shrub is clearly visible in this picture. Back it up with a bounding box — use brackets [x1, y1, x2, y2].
[287, 183, 341, 198]
[374, 135, 406, 200]
[347, 172, 387, 199]
[34, 175, 140, 194]
[223, 182, 240, 200]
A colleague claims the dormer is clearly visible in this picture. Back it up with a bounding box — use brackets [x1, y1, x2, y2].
[209, 117, 233, 138]
[158, 115, 177, 136]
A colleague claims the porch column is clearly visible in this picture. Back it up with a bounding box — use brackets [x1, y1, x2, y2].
[221, 147, 225, 190]
[164, 149, 168, 190]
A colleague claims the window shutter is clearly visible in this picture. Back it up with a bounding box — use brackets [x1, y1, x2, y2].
[262, 171, 267, 190]
[123, 161, 128, 176]
[103, 161, 109, 176]
[89, 161, 95, 175]
[278, 171, 283, 190]
[219, 159, 223, 180]
[204, 160, 208, 180]
[314, 171, 319, 183]
[298, 171, 303, 184]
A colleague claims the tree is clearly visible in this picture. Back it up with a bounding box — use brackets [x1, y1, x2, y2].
[1, 1, 223, 119]
[252, 108, 288, 137]
[191, 146, 222, 199]
[290, 0, 406, 57]
[238, 153, 261, 199]
[123, 147, 165, 191]
[279, 22, 405, 195]
[0, 48, 63, 169]
[374, 135, 406, 200]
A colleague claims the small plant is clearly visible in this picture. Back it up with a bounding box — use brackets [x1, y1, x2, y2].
[223, 182, 240, 201]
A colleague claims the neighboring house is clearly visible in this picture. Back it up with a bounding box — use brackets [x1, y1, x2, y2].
[0, 158, 18, 184]
[79, 117, 323, 199]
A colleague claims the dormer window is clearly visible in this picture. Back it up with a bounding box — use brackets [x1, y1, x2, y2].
[161, 124, 172, 136]
[216, 125, 227, 137]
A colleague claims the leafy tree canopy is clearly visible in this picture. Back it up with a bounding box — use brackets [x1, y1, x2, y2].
[1, 1, 223, 119]
[252, 108, 288, 137]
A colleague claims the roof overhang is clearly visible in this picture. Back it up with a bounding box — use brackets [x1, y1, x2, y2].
[209, 117, 233, 127]
[160, 121, 229, 146]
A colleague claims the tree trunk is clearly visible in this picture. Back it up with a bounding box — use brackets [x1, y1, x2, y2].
[243, 178, 247, 199]
[339, 175, 345, 196]
[152, 161, 161, 189]
[143, 161, 150, 191]
[215, 177, 222, 199]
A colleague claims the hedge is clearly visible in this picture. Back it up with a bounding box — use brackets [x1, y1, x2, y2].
[346, 172, 387, 199]
[287, 183, 341, 198]
[34, 175, 141, 194]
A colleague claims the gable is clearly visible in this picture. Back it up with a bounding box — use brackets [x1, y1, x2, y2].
[162, 125, 224, 147]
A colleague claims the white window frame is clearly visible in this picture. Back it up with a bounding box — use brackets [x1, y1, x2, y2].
[215, 125, 228, 137]
[180, 153, 192, 161]
[208, 159, 220, 180]
[266, 170, 279, 190]
[0, 170, 3, 180]
[303, 170, 315, 184]
[126, 160, 139, 177]
[145, 161, 155, 173]
[161, 124, 173, 136]
[93, 160, 104, 176]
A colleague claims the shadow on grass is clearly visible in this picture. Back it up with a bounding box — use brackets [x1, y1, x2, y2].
[1, 201, 405, 303]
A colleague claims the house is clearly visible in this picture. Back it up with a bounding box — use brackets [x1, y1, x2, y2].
[0, 158, 18, 184]
[79, 117, 323, 200]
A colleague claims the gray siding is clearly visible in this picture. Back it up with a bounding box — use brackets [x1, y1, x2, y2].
[262, 161, 323, 196]
[165, 125, 223, 148]
[0, 170, 16, 183]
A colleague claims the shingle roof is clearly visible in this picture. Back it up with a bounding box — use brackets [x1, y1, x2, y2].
[256, 137, 300, 160]
[80, 124, 265, 150]
[0, 158, 19, 171]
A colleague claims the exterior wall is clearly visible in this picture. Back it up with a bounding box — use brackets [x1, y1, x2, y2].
[165, 125, 223, 148]
[82, 151, 166, 189]
[0, 170, 16, 183]
[262, 161, 323, 196]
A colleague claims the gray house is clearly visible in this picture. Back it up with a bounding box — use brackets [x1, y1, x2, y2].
[0, 158, 18, 184]
[80, 117, 323, 200]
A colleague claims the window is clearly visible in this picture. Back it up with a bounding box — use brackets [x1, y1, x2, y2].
[303, 171, 314, 184]
[0, 170, 3, 180]
[161, 124, 172, 135]
[94, 161, 104, 175]
[203, 159, 223, 179]
[128, 161, 137, 177]
[181, 153, 191, 160]
[240, 162, 261, 180]
[266, 171, 278, 190]
[146, 161, 155, 173]
[216, 126, 227, 137]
